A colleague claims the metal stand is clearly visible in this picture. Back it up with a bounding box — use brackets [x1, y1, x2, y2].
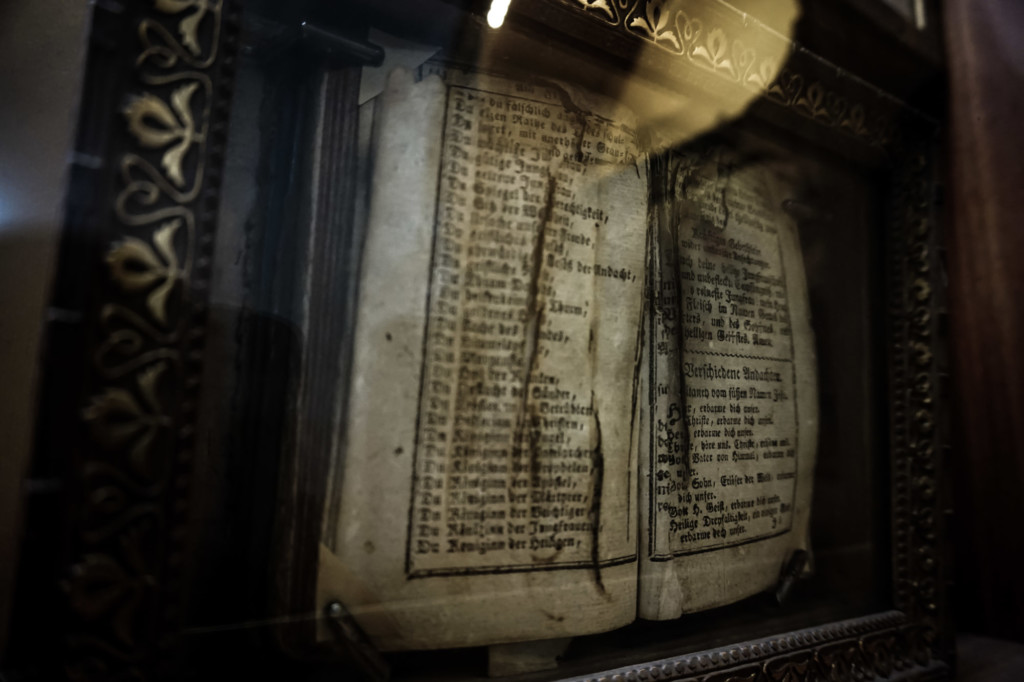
[775, 549, 810, 605]
[324, 600, 390, 681]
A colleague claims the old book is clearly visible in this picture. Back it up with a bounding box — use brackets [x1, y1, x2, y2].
[314, 64, 817, 651]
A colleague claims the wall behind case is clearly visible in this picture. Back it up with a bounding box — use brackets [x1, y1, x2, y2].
[0, 0, 90, 653]
[946, 0, 1024, 645]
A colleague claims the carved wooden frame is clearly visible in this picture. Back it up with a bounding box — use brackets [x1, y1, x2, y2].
[15, 0, 948, 680]
[12, 0, 241, 679]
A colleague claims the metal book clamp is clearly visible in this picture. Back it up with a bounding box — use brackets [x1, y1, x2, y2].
[324, 600, 390, 681]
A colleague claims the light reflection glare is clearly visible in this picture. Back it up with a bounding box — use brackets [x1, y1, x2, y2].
[487, 0, 511, 29]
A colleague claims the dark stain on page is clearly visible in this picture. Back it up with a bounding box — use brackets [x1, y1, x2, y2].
[515, 170, 558, 554]
[515, 173, 557, 471]
[669, 154, 695, 485]
[588, 391, 607, 596]
[535, 78, 589, 163]
[630, 219, 652, 454]
[715, 158, 733, 233]
[627, 284, 646, 491]
[541, 610, 566, 623]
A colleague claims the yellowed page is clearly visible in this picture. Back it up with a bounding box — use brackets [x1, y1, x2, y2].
[639, 144, 818, 618]
[319, 67, 646, 650]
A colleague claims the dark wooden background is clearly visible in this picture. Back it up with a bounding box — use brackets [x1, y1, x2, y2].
[945, 0, 1024, 646]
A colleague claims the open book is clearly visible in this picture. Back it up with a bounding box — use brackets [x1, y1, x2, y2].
[315, 65, 818, 652]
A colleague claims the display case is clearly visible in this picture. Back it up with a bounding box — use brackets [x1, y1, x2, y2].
[7, 0, 951, 680]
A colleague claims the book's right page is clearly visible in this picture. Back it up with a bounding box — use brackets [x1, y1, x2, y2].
[639, 142, 819, 619]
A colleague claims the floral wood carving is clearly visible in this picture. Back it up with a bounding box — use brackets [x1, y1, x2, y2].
[564, 0, 897, 148]
[124, 84, 203, 189]
[564, 613, 945, 681]
[60, 0, 240, 679]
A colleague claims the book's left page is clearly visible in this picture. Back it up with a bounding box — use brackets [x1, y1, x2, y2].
[317, 67, 648, 651]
